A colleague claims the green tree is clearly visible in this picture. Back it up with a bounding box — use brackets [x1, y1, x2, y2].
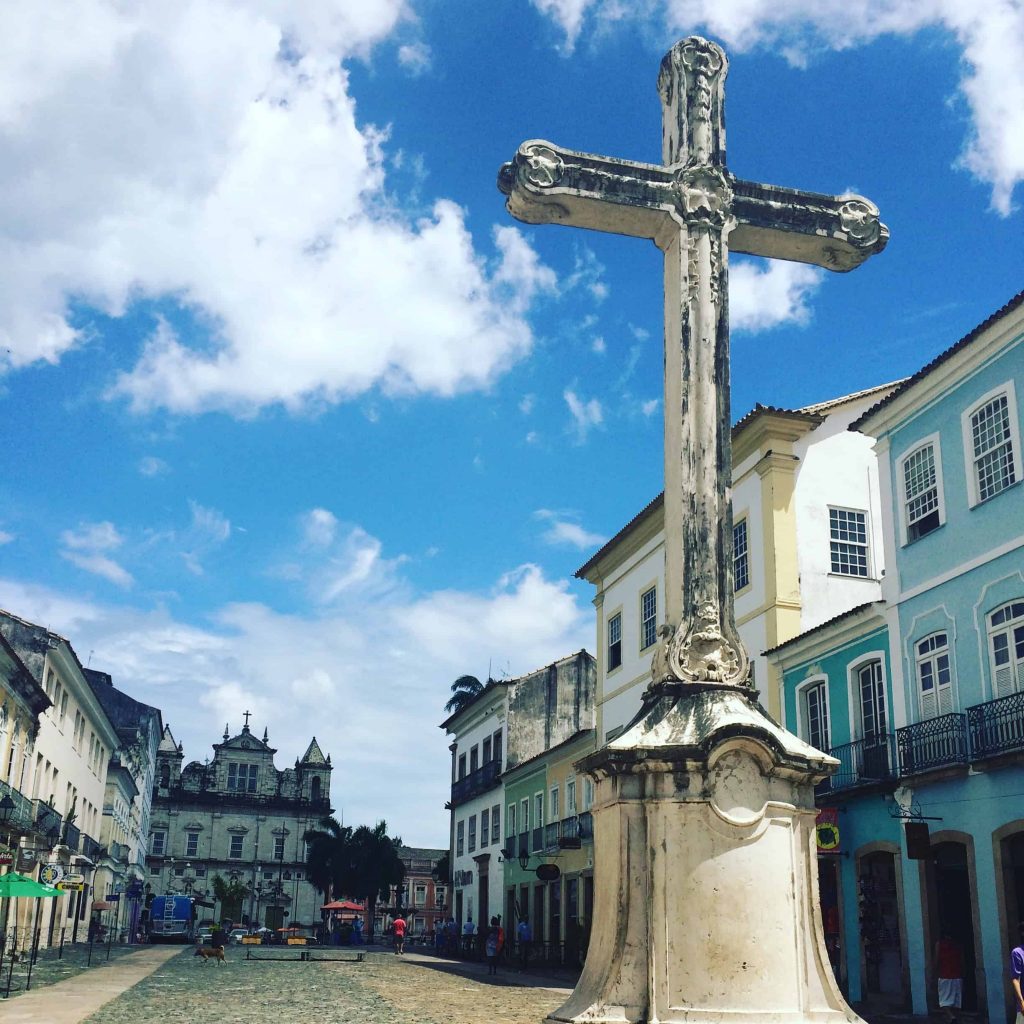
[347, 821, 405, 941]
[303, 816, 353, 901]
[211, 874, 248, 924]
[434, 851, 451, 885]
[444, 674, 483, 715]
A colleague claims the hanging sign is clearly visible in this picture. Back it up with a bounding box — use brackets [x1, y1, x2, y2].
[39, 863, 64, 885]
[0, 846, 15, 866]
[815, 808, 841, 854]
[57, 881, 85, 891]
[535, 864, 561, 882]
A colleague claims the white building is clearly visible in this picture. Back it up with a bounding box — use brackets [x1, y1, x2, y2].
[146, 720, 333, 930]
[441, 650, 595, 934]
[0, 611, 121, 945]
[575, 385, 896, 740]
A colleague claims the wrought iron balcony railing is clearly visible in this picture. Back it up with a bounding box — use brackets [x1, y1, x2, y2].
[531, 826, 543, 852]
[818, 734, 897, 793]
[449, 759, 501, 808]
[967, 691, 1024, 760]
[62, 822, 81, 852]
[897, 713, 968, 774]
[80, 833, 103, 861]
[0, 778, 36, 831]
[34, 800, 62, 841]
[544, 822, 560, 849]
[578, 811, 593, 840]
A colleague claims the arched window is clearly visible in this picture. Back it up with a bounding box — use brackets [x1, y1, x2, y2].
[799, 679, 830, 752]
[916, 632, 953, 719]
[856, 660, 887, 740]
[989, 601, 1024, 698]
[310, 776, 321, 802]
[159, 763, 170, 788]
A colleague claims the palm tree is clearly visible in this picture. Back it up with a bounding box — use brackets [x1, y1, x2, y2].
[211, 873, 248, 924]
[444, 674, 483, 715]
[303, 816, 353, 902]
[348, 821, 405, 941]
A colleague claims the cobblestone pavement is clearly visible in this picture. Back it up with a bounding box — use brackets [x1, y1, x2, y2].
[84, 947, 571, 1024]
[2, 941, 139, 998]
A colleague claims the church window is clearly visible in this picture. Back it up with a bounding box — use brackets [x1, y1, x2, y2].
[640, 587, 658, 650]
[829, 508, 869, 577]
[227, 762, 258, 793]
[151, 830, 166, 856]
[607, 613, 622, 671]
[733, 518, 750, 591]
[159, 763, 170, 788]
[229, 834, 244, 859]
[965, 386, 1021, 505]
[186, 832, 199, 858]
[900, 440, 943, 542]
[916, 633, 953, 719]
[274, 835, 286, 860]
[310, 776, 321, 802]
[989, 601, 1024, 698]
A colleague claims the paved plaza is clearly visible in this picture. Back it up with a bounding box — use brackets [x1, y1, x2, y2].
[0, 945, 574, 1024]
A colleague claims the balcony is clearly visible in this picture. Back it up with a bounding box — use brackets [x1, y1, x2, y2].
[531, 826, 543, 852]
[62, 822, 81, 853]
[967, 691, 1024, 760]
[80, 833, 103, 861]
[579, 811, 593, 840]
[544, 822, 560, 849]
[34, 800, 62, 841]
[818, 735, 897, 793]
[0, 778, 36, 832]
[897, 713, 968, 774]
[450, 759, 501, 808]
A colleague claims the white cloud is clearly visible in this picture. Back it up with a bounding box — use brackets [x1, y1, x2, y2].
[564, 388, 603, 443]
[729, 259, 823, 332]
[592, 336, 606, 354]
[534, 509, 607, 549]
[0, 556, 591, 845]
[397, 41, 432, 75]
[529, 0, 1024, 214]
[0, 530, 14, 545]
[519, 393, 536, 415]
[138, 456, 169, 478]
[59, 521, 133, 588]
[641, 398, 660, 417]
[0, 2, 556, 413]
[182, 501, 231, 576]
[302, 508, 339, 547]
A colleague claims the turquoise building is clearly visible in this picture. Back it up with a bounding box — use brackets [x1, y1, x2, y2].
[770, 288, 1024, 1024]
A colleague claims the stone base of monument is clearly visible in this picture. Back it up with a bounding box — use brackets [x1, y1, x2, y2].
[547, 684, 859, 1024]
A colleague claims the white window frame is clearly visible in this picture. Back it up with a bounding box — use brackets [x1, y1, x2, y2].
[848, 655, 888, 741]
[897, 433, 946, 545]
[491, 804, 500, 843]
[828, 506, 871, 578]
[185, 832, 199, 858]
[480, 808, 489, 848]
[639, 586, 658, 652]
[549, 785, 559, 822]
[988, 600, 1024, 699]
[456, 819, 465, 857]
[229, 834, 244, 859]
[733, 517, 750, 592]
[607, 609, 623, 673]
[566, 777, 577, 815]
[506, 803, 516, 838]
[962, 381, 1022, 508]
[915, 631, 954, 720]
[796, 676, 830, 752]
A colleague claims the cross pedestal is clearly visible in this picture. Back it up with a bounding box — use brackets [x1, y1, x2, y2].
[498, 36, 887, 1024]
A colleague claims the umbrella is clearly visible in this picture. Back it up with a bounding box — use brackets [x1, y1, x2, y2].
[321, 900, 364, 911]
[0, 872, 62, 898]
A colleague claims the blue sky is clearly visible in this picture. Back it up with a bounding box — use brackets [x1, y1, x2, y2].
[1, 1, 1021, 846]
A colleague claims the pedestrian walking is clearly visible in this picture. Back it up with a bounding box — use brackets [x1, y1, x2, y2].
[1011, 921, 1024, 1024]
[935, 929, 964, 1022]
[393, 914, 407, 955]
[462, 915, 476, 956]
[485, 916, 503, 975]
[517, 917, 532, 968]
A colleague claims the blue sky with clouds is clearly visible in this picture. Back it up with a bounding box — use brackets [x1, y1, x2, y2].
[1, 1, 1022, 846]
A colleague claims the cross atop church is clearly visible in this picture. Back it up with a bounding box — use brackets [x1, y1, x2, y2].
[499, 36, 887, 688]
[242, 710, 251, 729]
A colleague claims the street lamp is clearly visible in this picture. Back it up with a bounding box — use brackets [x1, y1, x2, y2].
[0, 794, 16, 824]
[183, 862, 196, 896]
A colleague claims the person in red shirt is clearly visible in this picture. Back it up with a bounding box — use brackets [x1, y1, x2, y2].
[935, 929, 964, 1022]
[392, 915, 407, 956]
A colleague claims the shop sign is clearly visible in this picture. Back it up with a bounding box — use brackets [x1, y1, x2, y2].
[815, 808, 841, 854]
[57, 881, 85, 892]
[39, 864, 64, 885]
[64, 872, 86, 885]
[0, 846, 15, 866]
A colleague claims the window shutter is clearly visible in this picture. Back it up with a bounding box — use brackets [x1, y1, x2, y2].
[994, 662, 1015, 698]
[920, 688, 936, 720]
[936, 682, 952, 715]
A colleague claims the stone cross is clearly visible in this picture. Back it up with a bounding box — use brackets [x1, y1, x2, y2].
[243, 710, 251, 729]
[499, 36, 887, 689]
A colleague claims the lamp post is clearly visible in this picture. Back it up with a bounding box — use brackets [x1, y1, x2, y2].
[183, 863, 196, 896]
[248, 863, 261, 927]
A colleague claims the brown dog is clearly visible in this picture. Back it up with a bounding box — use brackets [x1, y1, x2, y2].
[193, 945, 226, 964]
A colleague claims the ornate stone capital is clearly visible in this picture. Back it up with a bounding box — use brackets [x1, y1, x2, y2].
[838, 198, 882, 246]
[651, 605, 750, 687]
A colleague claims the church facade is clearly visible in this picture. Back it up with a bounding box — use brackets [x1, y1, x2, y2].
[146, 718, 332, 929]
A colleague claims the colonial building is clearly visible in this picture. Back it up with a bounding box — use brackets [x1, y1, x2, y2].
[377, 845, 447, 937]
[575, 383, 898, 741]
[442, 649, 595, 932]
[84, 668, 161, 939]
[146, 718, 333, 929]
[0, 610, 121, 946]
[0, 630, 51, 934]
[767, 288, 1024, 1024]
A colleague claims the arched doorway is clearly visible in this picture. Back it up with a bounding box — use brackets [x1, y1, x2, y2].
[1001, 830, 1024, 938]
[924, 839, 981, 1014]
[858, 849, 907, 1010]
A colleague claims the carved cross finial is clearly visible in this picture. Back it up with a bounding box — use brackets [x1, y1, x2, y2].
[242, 710, 251, 730]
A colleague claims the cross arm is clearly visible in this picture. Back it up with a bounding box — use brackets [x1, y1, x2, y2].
[729, 177, 888, 272]
[498, 139, 679, 240]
